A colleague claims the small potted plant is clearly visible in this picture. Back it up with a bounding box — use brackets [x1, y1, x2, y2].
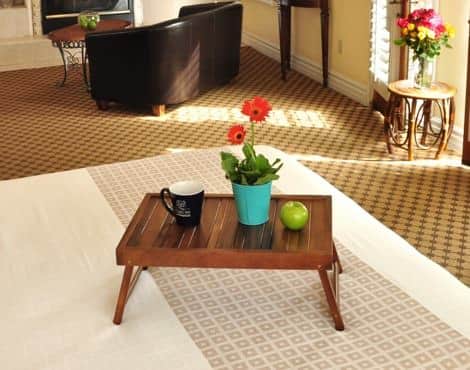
[221, 96, 283, 225]
[395, 8, 455, 88]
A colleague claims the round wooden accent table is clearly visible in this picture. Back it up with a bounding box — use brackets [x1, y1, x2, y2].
[384, 80, 456, 161]
[48, 20, 131, 89]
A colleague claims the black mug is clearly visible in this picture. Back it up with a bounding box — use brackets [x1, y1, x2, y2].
[160, 181, 204, 226]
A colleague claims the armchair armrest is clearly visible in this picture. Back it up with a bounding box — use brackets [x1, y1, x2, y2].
[86, 27, 152, 103]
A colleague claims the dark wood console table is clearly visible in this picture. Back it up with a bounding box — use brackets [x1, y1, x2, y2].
[277, 0, 329, 86]
[463, 20, 470, 166]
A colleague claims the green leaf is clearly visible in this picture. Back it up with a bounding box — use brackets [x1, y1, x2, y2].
[255, 154, 271, 173]
[221, 151, 237, 162]
[221, 152, 238, 172]
[239, 168, 262, 177]
[221, 152, 240, 183]
[271, 162, 283, 174]
[254, 173, 279, 185]
[221, 148, 284, 185]
[242, 143, 256, 162]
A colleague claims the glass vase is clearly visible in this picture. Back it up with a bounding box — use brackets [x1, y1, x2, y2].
[413, 57, 433, 89]
[78, 11, 100, 31]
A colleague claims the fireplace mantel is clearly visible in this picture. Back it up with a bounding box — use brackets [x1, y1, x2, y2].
[30, 0, 42, 35]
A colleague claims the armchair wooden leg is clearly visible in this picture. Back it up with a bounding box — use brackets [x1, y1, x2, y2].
[152, 105, 165, 116]
[96, 100, 110, 111]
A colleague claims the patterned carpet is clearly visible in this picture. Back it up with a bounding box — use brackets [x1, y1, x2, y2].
[0, 47, 469, 285]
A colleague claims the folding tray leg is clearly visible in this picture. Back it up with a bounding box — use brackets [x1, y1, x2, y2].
[318, 266, 345, 331]
[333, 242, 343, 274]
[113, 265, 143, 325]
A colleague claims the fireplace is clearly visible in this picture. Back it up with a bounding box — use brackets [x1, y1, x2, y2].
[41, 0, 133, 33]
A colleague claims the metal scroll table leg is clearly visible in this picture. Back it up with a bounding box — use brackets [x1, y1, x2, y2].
[81, 44, 90, 92]
[57, 43, 67, 87]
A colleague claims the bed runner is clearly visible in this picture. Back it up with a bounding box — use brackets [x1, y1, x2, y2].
[88, 148, 470, 369]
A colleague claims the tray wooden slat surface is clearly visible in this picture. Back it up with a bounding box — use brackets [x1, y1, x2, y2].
[113, 193, 344, 330]
[116, 194, 333, 269]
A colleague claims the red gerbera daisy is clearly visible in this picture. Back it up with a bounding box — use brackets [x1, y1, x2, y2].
[227, 124, 247, 144]
[241, 96, 272, 123]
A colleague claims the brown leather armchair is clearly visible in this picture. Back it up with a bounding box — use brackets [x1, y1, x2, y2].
[86, 2, 243, 115]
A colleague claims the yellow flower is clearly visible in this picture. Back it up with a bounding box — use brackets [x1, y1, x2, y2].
[427, 29, 435, 39]
[407, 23, 415, 31]
[402, 28, 409, 36]
[445, 23, 456, 38]
[418, 31, 426, 40]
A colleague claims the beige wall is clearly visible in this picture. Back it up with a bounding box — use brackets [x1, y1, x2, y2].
[435, 1, 469, 128]
[242, 0, 371, 86]
[243, 0, 468, 128]
[139, 0, 203, 25]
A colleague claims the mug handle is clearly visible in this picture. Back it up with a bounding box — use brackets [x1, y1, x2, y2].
[160, 188, 176, 217]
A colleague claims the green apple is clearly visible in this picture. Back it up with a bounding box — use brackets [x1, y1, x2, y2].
[79, 17, 88, 30]
[87, 20, 97, 30]
[280, 201, 309, 231]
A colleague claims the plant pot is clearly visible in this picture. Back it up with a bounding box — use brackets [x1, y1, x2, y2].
[232, 181, 272, 226]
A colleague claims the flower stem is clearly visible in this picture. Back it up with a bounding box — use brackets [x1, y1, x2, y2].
[250, 121, 255, 147]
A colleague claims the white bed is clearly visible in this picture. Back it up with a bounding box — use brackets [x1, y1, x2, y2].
[0, 146, 468, 370]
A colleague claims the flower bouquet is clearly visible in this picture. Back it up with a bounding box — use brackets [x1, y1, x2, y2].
[221, 96, 283, 225]
[394, 8, 455, 88]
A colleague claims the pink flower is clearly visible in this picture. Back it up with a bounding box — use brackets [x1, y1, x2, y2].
[397, 18, 409, 28]
[408, 8, 444, 35]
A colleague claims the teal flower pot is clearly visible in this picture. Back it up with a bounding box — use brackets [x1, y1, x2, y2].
[232, 182, 272, 225]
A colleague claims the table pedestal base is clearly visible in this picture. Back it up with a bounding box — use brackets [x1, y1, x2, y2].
[52, 40, 90, 90]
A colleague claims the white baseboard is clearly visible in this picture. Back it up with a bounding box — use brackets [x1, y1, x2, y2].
[242, 31, 370, 106]
[0, 36, 62, 72]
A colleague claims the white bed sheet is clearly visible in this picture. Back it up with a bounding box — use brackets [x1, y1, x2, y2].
[250, 146, 470, 338]
[0, 169, 211, 370]
[1, 145, 469, 370]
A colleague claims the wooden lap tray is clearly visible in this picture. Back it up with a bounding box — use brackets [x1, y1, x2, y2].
[113, 194, 344, 330]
